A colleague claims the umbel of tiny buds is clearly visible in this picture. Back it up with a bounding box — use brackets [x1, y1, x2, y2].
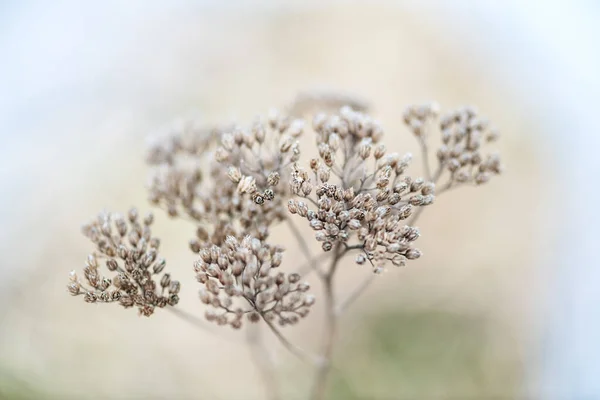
[69, 208, 180, 317]
[404, 103, 503, 186]
[195, 235, 314, 329]
[287, 106, 432, 272]
[67, 97, 502, 333]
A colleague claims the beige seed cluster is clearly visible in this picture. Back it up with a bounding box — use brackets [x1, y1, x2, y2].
[146, 122, 224, 219]
[68, 208, 180, 317]
[195, 235, 314, 329]
[404, 104, 502, 186]
[217, 110, 304, 205]
[66, 98, 503, 327]
[287, 107, 432, 272]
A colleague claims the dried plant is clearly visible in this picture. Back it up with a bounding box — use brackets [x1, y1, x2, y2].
[66, 94, 502, 399]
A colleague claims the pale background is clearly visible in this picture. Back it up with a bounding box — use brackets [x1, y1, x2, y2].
[0, 1, 598, 399]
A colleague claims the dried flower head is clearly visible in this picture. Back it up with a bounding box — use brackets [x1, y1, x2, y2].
[66, 96, 502, 339]
[404, 104, 503, 188]
[69, 208, 180, 317]
[195, 235, 314, 329]
[288, 106, 432, 272]
[146, 121, 226, 219]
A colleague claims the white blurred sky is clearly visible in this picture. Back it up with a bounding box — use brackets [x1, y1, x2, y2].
[1, 1, 599, 397]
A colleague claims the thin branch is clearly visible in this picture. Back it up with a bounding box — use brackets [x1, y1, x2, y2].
[419, 137, 432, 181]
[295, 251, 332, 277]
[286, 218, 323, 277]
[247, 325, 280, 400]
[166, 308, 238, 344]
[335, 273, 376, 315]
[407, 164, 445, 226]
[260, 313, 322, 365]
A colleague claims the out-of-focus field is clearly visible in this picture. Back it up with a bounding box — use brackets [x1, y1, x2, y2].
[0, 3, 551, 399]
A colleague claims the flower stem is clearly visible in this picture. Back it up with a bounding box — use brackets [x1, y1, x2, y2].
[310, 243, 344, 400]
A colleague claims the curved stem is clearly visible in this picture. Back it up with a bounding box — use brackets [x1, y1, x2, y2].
[261, 313, 322, 365]
[247, 325, 280, 400]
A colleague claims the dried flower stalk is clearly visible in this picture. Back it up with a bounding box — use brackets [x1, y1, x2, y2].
[66, 96, 502, 400]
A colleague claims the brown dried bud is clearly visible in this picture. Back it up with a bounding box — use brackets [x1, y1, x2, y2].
[267, 171, 280, 186]
[160, 273, 171, 288]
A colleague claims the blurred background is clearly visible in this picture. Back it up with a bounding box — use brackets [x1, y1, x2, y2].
[0, 1, 598, 399]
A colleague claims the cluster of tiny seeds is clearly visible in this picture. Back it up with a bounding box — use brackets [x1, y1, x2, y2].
[436, 107, 502, 185]
[67, 99, 503, 328]
[404, 104, 502, 186]
[402, 103, 440, 138]
[217, 109, 303, 206]
[194, 235, 314, 328]
[288, 107, 435, 272]
[147, 160, 204, 219]
[68, 209, 180, 316]
[146, 122, 224, 220]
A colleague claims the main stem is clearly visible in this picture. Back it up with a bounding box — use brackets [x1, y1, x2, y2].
[310, 243, 344, 400]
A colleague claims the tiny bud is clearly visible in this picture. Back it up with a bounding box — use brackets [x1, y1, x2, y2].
[358, 139, 372, 159]
[253, 193, 265, 205]
[248, 312, 261, 323]
[279, 136, 293, 153]
[237, 176, 257, 195]
[287, 200, 298, 214]
[87, 254, 98, 268]
[128, 208, 138, 223]
[106, 259, 118, 271]
[267, 171, 280, 186]
[169, 280, 181, 295]
[189, 239, 201, 253]
[143, 213, 154, 226]
[347, 219, 361, 230]
[405, 249, 422, 260]
[263, 189, 275, 201]
[228, 167, 242, 183]
[298, 282, 310, 292]
[318, 167, 330, 183]
[153, 258, 166, 274]
[374, 144, 386, 159]
[160, 273, 171, 288]
[447, 158, 460, 172]
[304, 294, 316, 306]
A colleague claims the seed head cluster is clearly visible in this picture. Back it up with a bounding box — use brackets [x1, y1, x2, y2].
[182, 111, 316, 327]
[287, 106, 432, 272]
[403, 103, 502, 186]
[68, 208, 180, 317]
[195, 235, 314, 329]
[67, 98, 502, 328]
[146, 122, 225, 220]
